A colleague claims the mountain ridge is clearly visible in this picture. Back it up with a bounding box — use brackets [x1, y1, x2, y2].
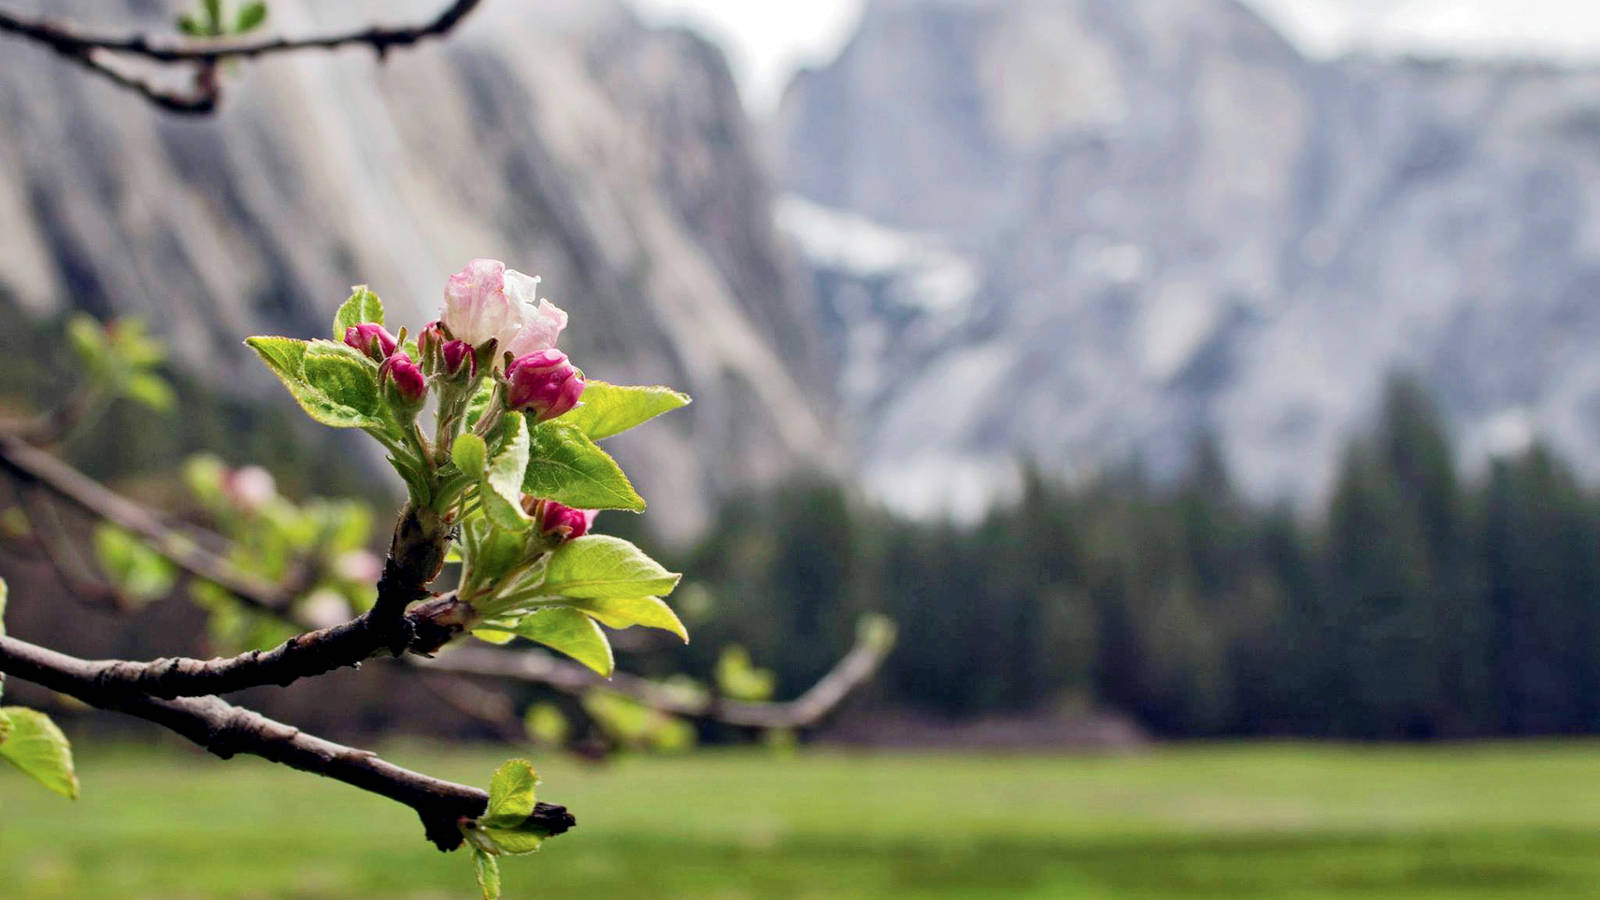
[778, 0, 1600, 515]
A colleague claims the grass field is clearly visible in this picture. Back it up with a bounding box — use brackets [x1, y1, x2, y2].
[5, 740, 1600, 898]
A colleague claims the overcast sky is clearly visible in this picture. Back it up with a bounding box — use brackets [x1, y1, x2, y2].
[630, 0, 1600, 111]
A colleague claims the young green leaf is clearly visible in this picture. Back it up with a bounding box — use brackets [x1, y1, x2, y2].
[332, 285, 384, 338]
[472, 848, 500, 900]
[93, 525, 177, 606]
[505, 608, 614, 676]
[245, 337, 385, 429]
[485, 758, 538, 824]
[524, 420, 644, 512]
[65, 314, 106, 363]
[481, 823, 549, 855]
[561, 382, 690, 440]
[234, 0, 268, 33]
[481, 417, 532, 531]
[0, 707, 78, 799]
[540, 535, 681, 600]
[452, 433, 488, 478]
[524, 703, 570, 746]
[124, 373, 176, 412]
[571, 595, 687, 642]
[459, 518, 528, 585]
[464, 379, 497, 429]
[716, 646, 777, 702]
[302, 342, 382, 418]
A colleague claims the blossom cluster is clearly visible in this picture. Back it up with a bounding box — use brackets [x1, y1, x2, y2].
[339, 258, 594, 542]
[342, 258, 585, 423]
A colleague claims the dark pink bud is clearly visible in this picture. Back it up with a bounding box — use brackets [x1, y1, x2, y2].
[343, 323, 397, 361]
[419, 320, 476, 379]
[540, 501, 595, 541]
[441, 339, 475, 378]
[504, 349, 584, 421]
[378, 351, 427, 408]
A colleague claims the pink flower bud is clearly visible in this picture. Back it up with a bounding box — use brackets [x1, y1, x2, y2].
[344, 322, 397, 361]
[418, 320, 446, 356]
[222, 465, 276, 513]
[540, 501, 595, 541]
[441, 339, 475, 378]
[505, 350, 584, 421]
[379, 351, 427, 408]
[419, 320, 476, 379]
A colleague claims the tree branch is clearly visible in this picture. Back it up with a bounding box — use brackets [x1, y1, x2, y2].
[0, 632, 574, 851]
[0, 0, 482, 113]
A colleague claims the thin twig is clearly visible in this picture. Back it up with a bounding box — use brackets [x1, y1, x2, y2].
[0, 0, 482, 113]
[422, 622, 895, 730]
[0, 0, 481, 62]
[0, 632, 573, 851]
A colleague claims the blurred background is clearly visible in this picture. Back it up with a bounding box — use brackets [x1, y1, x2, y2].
[6, 0, 1600, 896]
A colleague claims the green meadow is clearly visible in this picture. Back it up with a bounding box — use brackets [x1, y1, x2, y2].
[5, 741, 1600, 898]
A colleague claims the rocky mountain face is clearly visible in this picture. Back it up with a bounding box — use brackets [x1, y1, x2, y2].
[778, 0, 1600, 515]
[0, 0, 832, 534]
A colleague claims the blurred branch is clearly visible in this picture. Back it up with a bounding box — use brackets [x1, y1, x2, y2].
[0, 0, 482, 113]
[0, 630, 573, 851]
[14, 484, 130, 611]
[422, 618, 896, 730]
[0, 432, 293, 611]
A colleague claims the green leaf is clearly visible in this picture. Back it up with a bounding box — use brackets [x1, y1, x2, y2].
[574, 595, 687, 642]
[485, 758, 537, 824]
[507, 608, 613, 676]
[472, 848, 500, 900]
[524, 420, 644, 512]
[524, 702, 570, 746]
[123, 373, 176, 412]
[0, 707, 78, 799]
[245, 337, 384, 429]
[452, 433, 488, 478]
[93, 525, 176, 606]
[482, 417, 532, 531]
[176, 12, 207, 35]
[716, 646, 776, 702]
[64, 314, 105, 363]
[332, 285, 383, 339]
[460, 517, 527, 584]
[464, 379, 497, 429]
[482, 823, 548, 855]
[234, 0, 268, 33]
[202, 0, 222, 30]
[562, 382, 690, 440]
[541, 535, 680, 600]
[302, 342, 382, 418]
